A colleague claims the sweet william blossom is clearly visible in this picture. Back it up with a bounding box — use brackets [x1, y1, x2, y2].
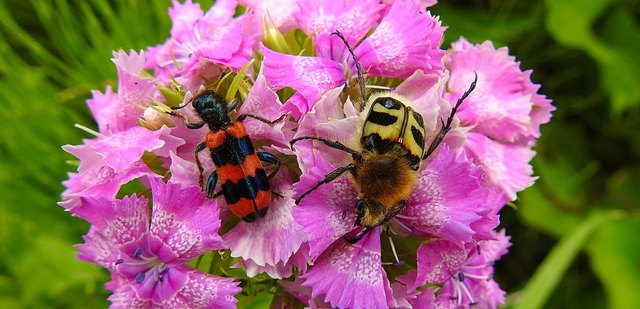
[262, 0, 445, 118]
[60, 0, 554, 308]
[291, 71, 497, 308]
[73, 178, 240, 308]
[445, 38, 554, 202]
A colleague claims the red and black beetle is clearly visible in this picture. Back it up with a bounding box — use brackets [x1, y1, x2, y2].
[171, 90, 283, 222]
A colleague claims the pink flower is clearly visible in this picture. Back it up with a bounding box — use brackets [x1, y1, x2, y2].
[88, 50, 157, 134]
[444, 38, 554, 201]
[145, 0, 256, 86]
[416, 230, 511, 308]
[291, 72, 496, 308]
[445, 38, 554, 143]
[60, 126, 182, 211]
[262, 0, 445, 118]
[73, 178, 240, 308]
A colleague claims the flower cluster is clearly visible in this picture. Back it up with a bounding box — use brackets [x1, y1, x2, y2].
[60, 0, 552, 308]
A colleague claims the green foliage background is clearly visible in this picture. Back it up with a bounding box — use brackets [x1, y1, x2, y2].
[0, 0, 638, 308]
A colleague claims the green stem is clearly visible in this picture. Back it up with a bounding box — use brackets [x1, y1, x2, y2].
[514, 211, 625, 309]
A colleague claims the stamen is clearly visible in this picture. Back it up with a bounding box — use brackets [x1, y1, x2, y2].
[341, 211, 347, 220]
[459, 280, 477, 305]
[366, 85, 394, 91]
[135, 272, 146, 284]
[74, 124, 104, 138]
[392, 219, 414, 234]
[134, 247, 143, 258]
[387, 233, 404, 266]
[463, 261, 495, 269]
[158, 267, 169, 282]
[393, 214, 414, 220]
[457, 272, 465, 282]
[451, 279, 462, 305]
[462, 272, 493, 281]
[115, 259, 125, 265]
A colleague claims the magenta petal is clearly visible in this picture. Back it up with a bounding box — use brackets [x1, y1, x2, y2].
[465, 132, 536, 201]
[301, 232, 393, 309]
[238, 67, 291, 148]
[201, 0, 237, 28]
[64, 126, 164, 172]
[167, 151, 199, 187]
[168, 0, 203, 37]
[148, 178, 224, 262]
[416, 239, 468, 286]
[262, 47, 344, 114]
[224, 173, 307, 270]
[293, 155, 358, 259]
[61, 161, 153, 211]
[294, 0, 384, 42]
[73, 195, 149, 248]
[398, 146, 485, 244]
[170, 267, 240, 309]
[240, 0, 300, 32]
[242, 244, 310, 279]
[356, 0, 445, 78]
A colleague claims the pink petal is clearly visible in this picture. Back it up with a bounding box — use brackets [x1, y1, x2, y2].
[397, 146, 486, 244]
[262, 47, 345, 115]
[393, 70, 448, 134]
[60, 161, 153, 211]
[293, 87, 360, 172]
[294, 0, 384, 45]
[464, 132, 536, 201]
[446, 38, 554, 142]
[201, 0, 237, 28]
[241, 244, 310, 279]
[240, 0, 300, 32]
[72, 195, 149, 245]
[301, 232, 394, 309]
[108, 267, 240, 309]
[168, 0, 203, 38]
[238, 67, 292, 148]
[149, 178, 225, 262]
[292, 155, 358, 259]
[64, 126, 165, 172]
[416, 239, 468, 285]
[167, 151, 199, 187]
[224, 172, 307, 270]
[356, 0, 445, 78]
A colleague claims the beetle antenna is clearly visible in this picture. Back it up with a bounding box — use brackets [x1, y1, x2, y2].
[331, 30, 366, 106]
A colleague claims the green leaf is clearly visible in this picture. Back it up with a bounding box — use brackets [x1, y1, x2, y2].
[588, 218, 640, 309]
[514, 211, 624, 309]
[518, 185, 582, 238]
[545, 0, 640, 111]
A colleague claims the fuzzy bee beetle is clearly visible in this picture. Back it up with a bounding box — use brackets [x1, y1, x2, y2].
[170, 90, 284, 222]
[290, 31, 477, 242]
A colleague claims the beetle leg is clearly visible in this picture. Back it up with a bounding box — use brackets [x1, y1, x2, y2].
[206, 170, 218, 198]
[236, 113, 286, 126]
[295, 163, 356, 204]
[194, 142, 208, 189]
[290, 136, 362, 161]
[257, 152, 281, 179]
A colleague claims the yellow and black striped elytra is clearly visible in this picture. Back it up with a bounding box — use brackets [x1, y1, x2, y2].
[290, 31, 477, 243]
[362, 94, 426, 170]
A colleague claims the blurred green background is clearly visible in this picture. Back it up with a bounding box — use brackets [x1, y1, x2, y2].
[0, 0, 638, 308]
